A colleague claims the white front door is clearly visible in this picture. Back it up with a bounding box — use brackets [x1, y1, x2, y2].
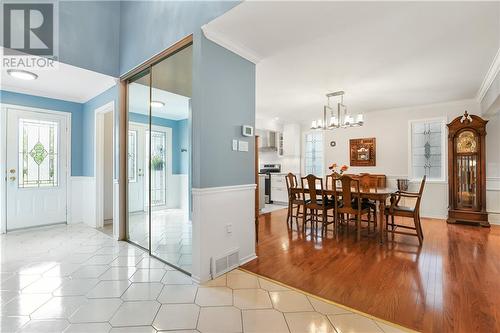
[128, 123, 146, 212]
[6, 107, 69, 230]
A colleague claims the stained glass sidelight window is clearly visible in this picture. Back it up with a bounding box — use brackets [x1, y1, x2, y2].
[18, 118, 59, 188]
[411, 120, 445, 181]
[147, 130, 167, 206]
[128, 130, 137, 182]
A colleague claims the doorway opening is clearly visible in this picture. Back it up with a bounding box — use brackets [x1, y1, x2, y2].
[95, 102, 116, 238]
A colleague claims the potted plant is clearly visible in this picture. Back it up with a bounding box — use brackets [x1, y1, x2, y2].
[151, 155, 164, 171]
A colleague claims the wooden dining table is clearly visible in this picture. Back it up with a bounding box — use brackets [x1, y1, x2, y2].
[290, 186, 397, 243]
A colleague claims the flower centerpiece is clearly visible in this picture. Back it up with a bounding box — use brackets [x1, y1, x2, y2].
[328, 163, 349, 177]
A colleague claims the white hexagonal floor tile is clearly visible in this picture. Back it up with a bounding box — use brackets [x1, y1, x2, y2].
[87, 280, 131, 298]
[99, 267, 137, 280]
[197, 306, 242, 333]
[233, 289, 272, 310]
[110, 301, 161, 327]
[53, 279, 99, 296]
[285, 312, 336, 333]
[327, 313, 384, 333]
[162, 271, 193, 285]
[109, 326, 157, 333]
[257, 278, 290, 292]
[158, 284, 197, 304]
[242, 309, 289, 333]
[63, 322, 111, 333]
[152, 304, 199, 331]
[130, 269, 166, 282]
[0, 316, 31, 332]
[71, 265, 109, 279]
[31, 296, 86, 319]
[69, 298, 122, 323]
[269, 290, 314, 312]
[195, 287, 233, 307]
[0, 293, 52, 316]
[307, 296, 352, 315]
[121, 283, 163, 301]
[17, 319, 70, 333]
[226, 271, 259, 289]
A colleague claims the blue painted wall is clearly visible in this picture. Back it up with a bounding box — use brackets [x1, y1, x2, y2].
[119, 1, 239, 75]
[59, 1, 121, 77]
[129, 112, 188, 175]
[0, 90, 84, 176]
[81, 85, 119, 177]
[191, 33, 256, 188]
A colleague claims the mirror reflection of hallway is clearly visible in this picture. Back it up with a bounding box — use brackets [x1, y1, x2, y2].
[126, 44, 192, 273]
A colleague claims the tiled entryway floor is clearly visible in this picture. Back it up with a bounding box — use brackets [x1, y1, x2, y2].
[0, 224, 409, 333]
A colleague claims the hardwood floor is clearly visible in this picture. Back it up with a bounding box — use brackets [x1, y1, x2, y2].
[242, 208, 500, 333]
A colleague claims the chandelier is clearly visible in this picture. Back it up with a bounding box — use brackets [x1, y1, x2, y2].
[311, 91, 364, 130]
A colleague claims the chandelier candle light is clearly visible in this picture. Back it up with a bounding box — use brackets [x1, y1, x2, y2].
[311, 91, 364, 130]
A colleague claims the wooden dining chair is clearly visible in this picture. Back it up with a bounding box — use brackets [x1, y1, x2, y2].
[335, 175, 371, 241]
[358, 174, 378, 232]
[285, 173, 306, 230]
[301, 174, 335, 236]
[384, 176, 426, 245]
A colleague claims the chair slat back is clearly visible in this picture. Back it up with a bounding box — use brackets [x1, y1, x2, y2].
[339, 175, 361, 209]
[301, 174, 323, 205]
[286, 173, 299, 201]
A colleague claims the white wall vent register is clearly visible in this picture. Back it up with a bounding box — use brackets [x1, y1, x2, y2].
[211, 248, 240, 278]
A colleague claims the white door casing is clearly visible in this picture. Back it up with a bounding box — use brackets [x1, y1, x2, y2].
[5, 107, 69, 230]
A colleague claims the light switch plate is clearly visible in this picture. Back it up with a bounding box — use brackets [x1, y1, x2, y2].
[232, 139, 238, 151]
[238, 140, 249, 152]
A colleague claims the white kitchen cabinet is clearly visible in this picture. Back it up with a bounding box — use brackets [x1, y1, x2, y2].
[283, 124, 301, 157]
[271, 173, 289, 203]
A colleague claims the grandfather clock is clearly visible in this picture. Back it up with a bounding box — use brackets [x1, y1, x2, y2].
[447, 111, 489, 227]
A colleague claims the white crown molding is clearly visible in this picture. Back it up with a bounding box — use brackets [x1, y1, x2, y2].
[202, 24, 262, 64]
[477, 47, 500, 103]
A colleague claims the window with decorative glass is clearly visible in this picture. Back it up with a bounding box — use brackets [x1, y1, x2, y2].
[128, 130, 137, 182]
[304, 131, 324, 177]
[410, 119, 445, 181]
[18, 118, 59, 188]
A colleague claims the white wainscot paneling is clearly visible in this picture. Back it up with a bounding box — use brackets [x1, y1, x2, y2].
[386, 176, 448, 219]
[487, 177, 500, 225]
[69, 177, 96, 227]
[167, 174, 189, 210]
[191, 184, 256, 283]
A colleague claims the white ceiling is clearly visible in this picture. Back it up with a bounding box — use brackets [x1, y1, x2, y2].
[1, 48, 116, 103]
[129, 82, 190, 120]
[204, 1, 500, 123]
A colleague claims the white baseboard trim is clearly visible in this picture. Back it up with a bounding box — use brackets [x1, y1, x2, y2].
[488, 212, 500, 225]
[240, 253, 257, 266]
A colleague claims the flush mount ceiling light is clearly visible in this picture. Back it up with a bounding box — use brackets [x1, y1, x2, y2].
[7, 69, 38, 81]
[151, 100, 165, 108]
[311, 91, 364, 130]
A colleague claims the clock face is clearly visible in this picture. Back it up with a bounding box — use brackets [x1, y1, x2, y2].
[456, 130, 477, 153]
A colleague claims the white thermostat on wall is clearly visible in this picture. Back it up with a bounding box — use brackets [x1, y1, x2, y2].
[242, 125, 254, 137]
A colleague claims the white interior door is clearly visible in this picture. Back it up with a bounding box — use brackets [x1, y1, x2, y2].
[128, 123, 146, 212]
[6, 107, 68, 230]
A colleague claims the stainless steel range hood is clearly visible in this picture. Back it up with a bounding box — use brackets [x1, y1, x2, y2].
[256, 129, 278, 151]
